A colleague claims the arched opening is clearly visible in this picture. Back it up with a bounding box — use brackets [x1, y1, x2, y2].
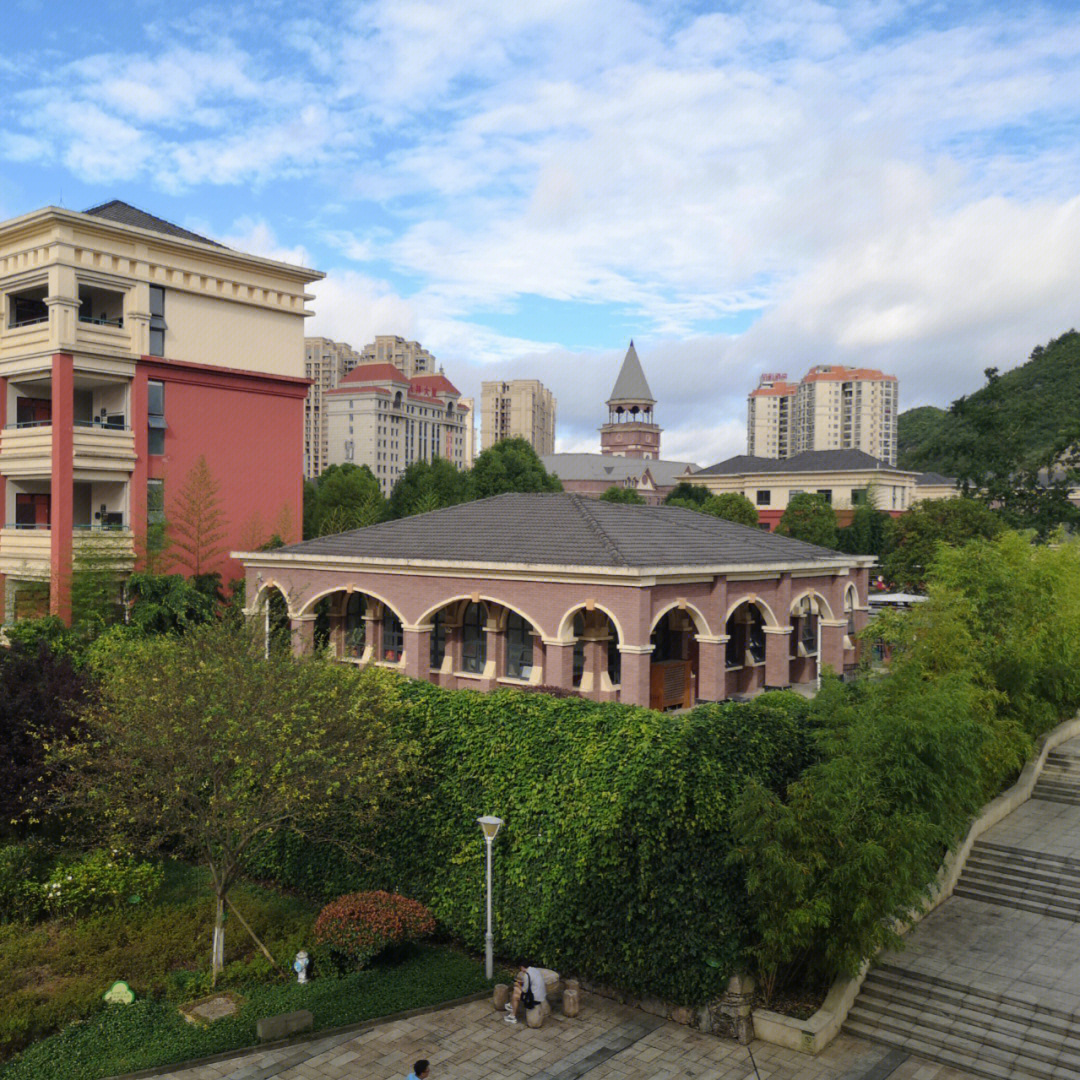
[315, 589, 405, 666]
[726, 600, 767, 696]
[505, 610, 535, 681]
[381, 606, 403, 663]
[560, 608, 620, 699]
[789, 594, 820, 686]
[430, 609, 448, 671]
[260, 586, 291, 656]
[344, 592, 366, 658]
[649, 609, 698, 710]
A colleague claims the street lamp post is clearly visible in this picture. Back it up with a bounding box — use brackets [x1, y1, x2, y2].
[477, 815, 503, 980]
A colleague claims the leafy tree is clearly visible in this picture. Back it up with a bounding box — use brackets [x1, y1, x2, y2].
[703, 492, 758, 527]
[836, 500, 894, 560]
[170, 456, 228, 576]
[664, 482, 708, 506]
[0, 639, 89, 837]
[599, 485, 646, 504]
[469, 438, 562, 499]
[124, 572, 219, 635]
[882, 497, 1004, 591]
[387, 457, 470, 519]
[49, 621, 410, 984]
[776, 493, 838, 548]
[304, 464, 385, 538]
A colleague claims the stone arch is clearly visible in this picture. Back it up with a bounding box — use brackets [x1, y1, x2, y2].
[555, 602, 627, 645]
[724, 594, 779, 628]
[298, 583, 406, 625]
[843, 582, 859, 611]
[251, 579, 293, 616]
[648, 600, 712, 638]
[789, 589, 835, 622]
[417, 594, 549, 639]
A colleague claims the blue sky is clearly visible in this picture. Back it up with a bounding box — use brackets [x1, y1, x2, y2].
[4, 0, 1079, 463]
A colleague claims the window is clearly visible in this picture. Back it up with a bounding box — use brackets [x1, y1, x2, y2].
[505, 612, 534, 680]
[851, 488, 868, 506]
[146, 479, 166, 551]
[461, 602, 486, 673]
[430, 610, 447, 669]
[572, 613, 586, 688]
[381, 607, 403, 662]
[344, 593, 366, 658]
[816, 489, 832, 504]
[148, 380, 166, 455]
[756, 489, 771, 506]
[606, 619, 621, 686]
[9, 285, 48, 328]
[148, 286, 165, 356]
[726, 604, 766, 668]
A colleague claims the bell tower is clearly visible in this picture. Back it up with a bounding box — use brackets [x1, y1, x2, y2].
[600, 341, 661, 458]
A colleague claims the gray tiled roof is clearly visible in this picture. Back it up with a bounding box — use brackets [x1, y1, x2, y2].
[541, 453, 697, 484]
[83, 200, 225, 248]
[265, 493, 849, 569]
[915, 471, 956, 485]
[697, 449, 902, 476]
[607, 341, 655, 404]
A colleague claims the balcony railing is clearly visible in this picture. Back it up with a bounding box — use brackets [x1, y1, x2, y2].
[78, 315, 124, 328]
[5, 522, 50, 530]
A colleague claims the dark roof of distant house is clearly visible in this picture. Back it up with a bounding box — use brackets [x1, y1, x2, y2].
[541, 453, 696, 485]
[337, 363, 410, 386]
[697, 449, 904, 476]
[258, 493, 858, 569]
[82, 200, 226, 248]
[915, 471, 956, 486]
[607, 341, 656, 405]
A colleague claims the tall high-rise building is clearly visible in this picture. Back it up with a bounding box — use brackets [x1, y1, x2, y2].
[459, 396, 476, 468]
[600, 341, 660, 459]
[481, 379, 556, 455]
[304, 337, 362, 478]
[356, 335, 435, 378]
[747, 365, 898, 465]
[0, 200, 322, 622]
[325, 366, 470, 496]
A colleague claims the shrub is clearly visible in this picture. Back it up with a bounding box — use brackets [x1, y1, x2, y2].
[0, 845, 50, 923]
[313, 891, 434, 970]
[42, 850, 163, 918]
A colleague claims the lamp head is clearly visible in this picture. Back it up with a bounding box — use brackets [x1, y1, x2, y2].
[477, 815, 503, 840]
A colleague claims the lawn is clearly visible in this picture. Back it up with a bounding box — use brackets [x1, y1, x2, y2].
[0, 860, 493, 1080]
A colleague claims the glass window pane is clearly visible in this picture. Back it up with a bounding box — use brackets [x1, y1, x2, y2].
[148, 427, 165, 455]
[147, 381, 164, 416]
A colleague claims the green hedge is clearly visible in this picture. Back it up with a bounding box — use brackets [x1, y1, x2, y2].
[247, 687, 816, 1004]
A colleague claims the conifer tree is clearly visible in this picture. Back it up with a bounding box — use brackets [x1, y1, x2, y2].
[170, 456, 228, 576]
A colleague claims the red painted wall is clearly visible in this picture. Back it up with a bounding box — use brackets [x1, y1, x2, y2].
[138, 357, 308, 585]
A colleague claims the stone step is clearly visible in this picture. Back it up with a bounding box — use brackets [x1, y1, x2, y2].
[1044, 751, 1080, 764]
[963, 851, 1080, 889]
[1037, 763, 1080, 778]
[867, 966, 1080, 1039]
[1031, 790, 1080, 805]
[959, 865, 1080, 906]
[953, 884, 1080, 921]
[1034, 779, 1080, 796]
[844, 1019, 1047, 1080]
[856, 981, 1080, 1057]
[974, 840, 1080, 871]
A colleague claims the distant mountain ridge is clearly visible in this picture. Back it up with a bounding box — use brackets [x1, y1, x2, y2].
[897, 330, 1080, 474]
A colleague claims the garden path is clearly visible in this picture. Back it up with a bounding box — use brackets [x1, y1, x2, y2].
[153, 992, 978, 1080]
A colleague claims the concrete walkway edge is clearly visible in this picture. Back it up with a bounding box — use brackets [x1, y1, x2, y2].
[753, 709, 1080, 1055]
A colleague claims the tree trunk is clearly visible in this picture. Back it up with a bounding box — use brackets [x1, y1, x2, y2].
[211, 894, 226, 985]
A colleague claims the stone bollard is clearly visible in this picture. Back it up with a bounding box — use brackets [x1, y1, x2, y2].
[563, 987, 581, 1017]
[709, 974, 755, 1045]
[526, 1004, 545, 1028]
[493, 983, 510, 1011]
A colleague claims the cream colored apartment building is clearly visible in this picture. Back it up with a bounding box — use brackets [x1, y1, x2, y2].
[357, 335, 436, 378]
[325, 364, 470, 497]
[748, 366, 898, 466]
[0, 200, 321, 621]
[481, 379, 556, 455]
[304, 337, 362, 478]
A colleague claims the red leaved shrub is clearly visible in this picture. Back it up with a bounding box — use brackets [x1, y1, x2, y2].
[312, 890, 435, 969]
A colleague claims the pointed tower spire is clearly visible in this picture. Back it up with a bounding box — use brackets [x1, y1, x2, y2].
[601, 342, 661, 459]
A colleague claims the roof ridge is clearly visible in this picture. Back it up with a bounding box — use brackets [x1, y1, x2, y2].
[568, 495, 630, 568]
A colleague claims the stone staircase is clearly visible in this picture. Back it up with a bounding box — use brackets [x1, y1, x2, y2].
[1031, 750, 1080, 804]
[952, 841, 1080, 920]
[845, 965, 1080, 1080]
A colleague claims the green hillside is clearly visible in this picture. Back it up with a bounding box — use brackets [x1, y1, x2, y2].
[898, 330, 1080, 474]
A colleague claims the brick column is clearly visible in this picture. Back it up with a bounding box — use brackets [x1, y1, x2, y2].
[583, 637, 605, 700]
[695, 637, 729, 702]
[49, 354, 74, 623]
[290, 614, 316, 656]
[486, 621, 505, 683]
[619, 647, 653, 708]
[763, 627, 792, 690]
[543, 640, 576, 692]
[402, 626, 431, 680]
[819, 619, 847, 677]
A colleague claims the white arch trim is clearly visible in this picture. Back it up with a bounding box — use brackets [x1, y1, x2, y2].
[252, 580, 294, 617]
[555, 602, 627, 646]
[297, 584, 407, 626]
[648, 600, 712, 638]
[724, 594, 780, 628]
[416, 594, 551, 640]
[843, 582, 859, 611]
[789, 589, 836, 622]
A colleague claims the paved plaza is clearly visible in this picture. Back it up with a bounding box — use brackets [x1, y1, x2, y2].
[153, 992, 980, 1080]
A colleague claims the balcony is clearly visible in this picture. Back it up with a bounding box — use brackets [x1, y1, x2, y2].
[0, 424, 52, 476]
[0, 526, 50, 577]
[0, 525, 135, 579]
[73, 421, 136, 473]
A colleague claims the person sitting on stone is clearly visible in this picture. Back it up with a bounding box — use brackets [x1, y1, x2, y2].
[504, 963, 547, 1024]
